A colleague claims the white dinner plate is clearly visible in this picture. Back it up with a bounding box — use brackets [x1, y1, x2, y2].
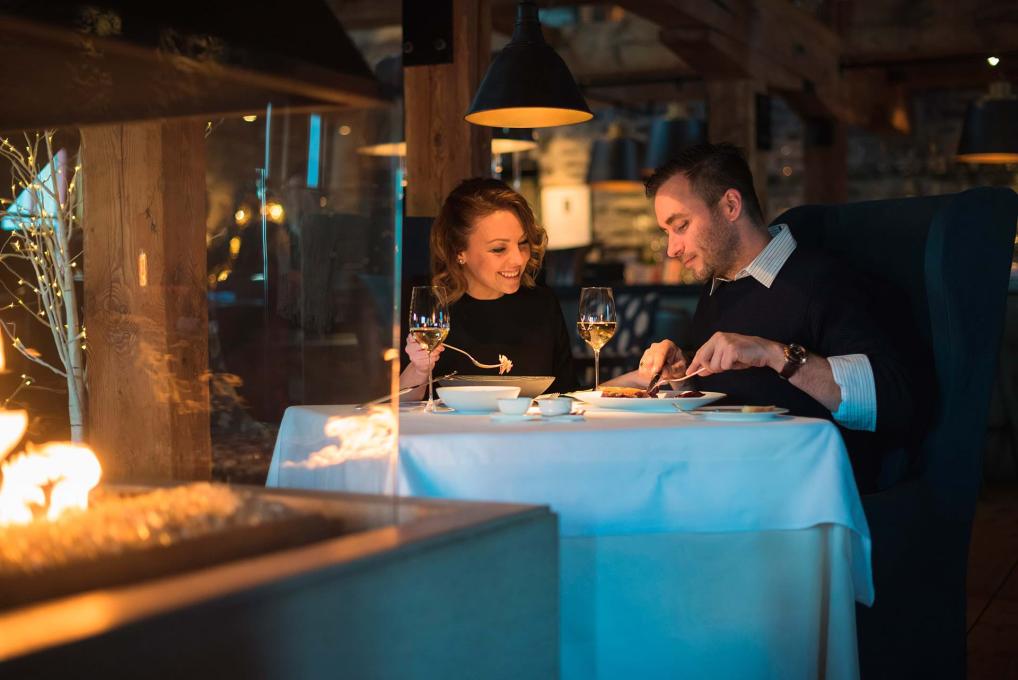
[571, 390, 725, 413]
[689, 405, 789, 422]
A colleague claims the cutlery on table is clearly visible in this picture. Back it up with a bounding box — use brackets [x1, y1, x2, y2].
[356, 371, 458, 409]
[649, 367, 707, 394]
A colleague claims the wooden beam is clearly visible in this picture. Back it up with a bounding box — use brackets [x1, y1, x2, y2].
[627, 0, 852, 121]
[802, 117, 847, 204]
[81, 120, 211, 482]
[404, 0, 492, 217]
[841, 0, 1018, 64]
[705, 79, 769, 217]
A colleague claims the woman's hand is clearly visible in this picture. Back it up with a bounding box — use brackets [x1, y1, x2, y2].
[638, 339, 688, 383]
[404, 333, 445, 377]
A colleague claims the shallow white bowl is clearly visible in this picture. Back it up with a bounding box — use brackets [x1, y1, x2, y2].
[438, 375, 555, 398]
[437, 386, 521, 412]
[497, 397, 534, 415]
[537, 397, 573, 417]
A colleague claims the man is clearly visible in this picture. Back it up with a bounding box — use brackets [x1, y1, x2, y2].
[612, 143, 915, 491]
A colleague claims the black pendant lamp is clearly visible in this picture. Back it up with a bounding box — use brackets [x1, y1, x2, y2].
[465, 1, 592, 128]
[359, 128, 537, 157]
[491, 127, 538, 154]
[587, 123, 643, 192]
[957, 82, 1018, 164]
[643, 107, 708, 175]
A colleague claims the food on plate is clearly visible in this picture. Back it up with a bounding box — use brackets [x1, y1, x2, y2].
[675, 390, 704, 398]
[741, 405, 776, 413]
[600, 386, 649, 398]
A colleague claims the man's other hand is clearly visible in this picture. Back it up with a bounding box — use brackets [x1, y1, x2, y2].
[687, 332, 784, 376]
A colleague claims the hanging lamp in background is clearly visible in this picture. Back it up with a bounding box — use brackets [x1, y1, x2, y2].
[465, 1, 592, 128]
[492, 127, 538, 154]
[643, 104, 708, 175]
[587, 122, 643, 192]
[358, 128, 537, 157]
[957, 81, 1018, 164]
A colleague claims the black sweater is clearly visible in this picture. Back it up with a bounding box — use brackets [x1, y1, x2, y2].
[433, 286, 578, 393]
[690, 247, 915, 491]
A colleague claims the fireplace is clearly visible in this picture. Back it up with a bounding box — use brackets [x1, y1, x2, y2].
[0, 484, 558, 679]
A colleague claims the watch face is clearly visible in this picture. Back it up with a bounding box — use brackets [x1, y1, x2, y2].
[787, 343, 807, 364]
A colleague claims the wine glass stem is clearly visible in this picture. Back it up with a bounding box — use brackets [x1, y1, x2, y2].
[426, 351, 435, 411]
[594, 349, 600, 390]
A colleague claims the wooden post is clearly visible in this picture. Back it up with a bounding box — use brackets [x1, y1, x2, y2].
[803, 116, 848, 204]
[81, 120, 211, 482]
[404, 0, 492, 217]
[706, 79, 769, 218]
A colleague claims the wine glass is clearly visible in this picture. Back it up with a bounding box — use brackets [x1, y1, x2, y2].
[409, 286, 451, 412]
[577, 287, 617, 390]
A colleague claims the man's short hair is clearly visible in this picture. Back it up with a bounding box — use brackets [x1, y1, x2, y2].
[644, 143, 765, 226]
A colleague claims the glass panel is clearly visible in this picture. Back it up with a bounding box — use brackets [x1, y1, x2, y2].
[206, 102, 402, 486]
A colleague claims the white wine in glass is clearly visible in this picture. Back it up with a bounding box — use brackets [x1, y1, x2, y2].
[409, 286, 451, 411]
[578, 287, 617, 390]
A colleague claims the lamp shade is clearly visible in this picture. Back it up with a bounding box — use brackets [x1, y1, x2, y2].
[465, 1, 592, 128]
[587, 129, 643, 192]
[643, 118, 708, 174]
[491, 128, 538, 154]
[359, 128, 537, 157]
[956, 95, 1018, 164]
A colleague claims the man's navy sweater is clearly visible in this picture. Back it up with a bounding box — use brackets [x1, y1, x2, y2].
[690, 247, 916, 491]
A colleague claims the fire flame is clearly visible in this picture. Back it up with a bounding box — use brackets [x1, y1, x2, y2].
[282, 407, 395, 469]
[0, 410, 102, 526]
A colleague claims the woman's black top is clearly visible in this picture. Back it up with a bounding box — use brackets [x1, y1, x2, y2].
[433, 286, 578, 393]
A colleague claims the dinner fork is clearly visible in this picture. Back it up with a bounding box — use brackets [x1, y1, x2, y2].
[442, 343, 513, 373]
[649, 366, 707, 392]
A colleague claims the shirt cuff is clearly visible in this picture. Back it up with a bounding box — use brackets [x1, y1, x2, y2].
[827, 354, 877, 432]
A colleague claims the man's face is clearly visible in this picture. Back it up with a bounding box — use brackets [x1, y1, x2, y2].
[653, 174, 738, 282]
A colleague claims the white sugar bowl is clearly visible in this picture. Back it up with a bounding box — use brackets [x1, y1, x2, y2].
[537, 397, 573, 417]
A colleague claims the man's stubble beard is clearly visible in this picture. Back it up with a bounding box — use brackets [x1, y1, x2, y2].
[693, 210, 740, 283]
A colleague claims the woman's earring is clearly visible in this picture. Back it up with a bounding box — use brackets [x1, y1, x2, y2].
[457, 256, 466, 265]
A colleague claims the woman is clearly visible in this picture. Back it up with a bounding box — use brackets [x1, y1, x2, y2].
[400, 178, 577, 398]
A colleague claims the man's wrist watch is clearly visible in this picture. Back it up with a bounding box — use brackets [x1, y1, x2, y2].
[779, 343, 807, 379]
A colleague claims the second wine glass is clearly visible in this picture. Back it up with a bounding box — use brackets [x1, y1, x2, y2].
[577, 287, 617, 390]
[408, 286, 451, 412]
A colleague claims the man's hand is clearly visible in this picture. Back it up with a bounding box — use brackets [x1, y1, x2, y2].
[638, 339, 688, 383]
[687, 332, 785, 376]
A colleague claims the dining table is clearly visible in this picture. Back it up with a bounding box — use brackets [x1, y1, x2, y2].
[267, 402, 872, 680]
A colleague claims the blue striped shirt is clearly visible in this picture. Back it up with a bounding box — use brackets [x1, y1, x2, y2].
[710, 224, 877, 432]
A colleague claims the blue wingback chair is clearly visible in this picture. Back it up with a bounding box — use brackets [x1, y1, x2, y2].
[776, 187, 1018, 678]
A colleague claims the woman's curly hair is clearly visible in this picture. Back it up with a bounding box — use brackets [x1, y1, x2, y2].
[430, 178, 547, 302]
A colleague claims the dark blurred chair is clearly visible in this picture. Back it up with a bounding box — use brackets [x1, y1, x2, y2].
[776, 187, 1018, 679]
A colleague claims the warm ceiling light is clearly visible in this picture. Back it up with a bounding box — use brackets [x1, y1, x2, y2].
[987, 56, 1001, 67]
[491, 128, 538, 154]
[957, 82, 1018, 164]
[465, 1, 592, 129]
[242, 115, 258, 123]
[357, 141, 407, 157]
[234, 208, 251, 226]
[359, 129, 537, 157]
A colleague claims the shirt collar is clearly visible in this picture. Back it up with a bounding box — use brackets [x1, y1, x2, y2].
[709, 223, 797, 295]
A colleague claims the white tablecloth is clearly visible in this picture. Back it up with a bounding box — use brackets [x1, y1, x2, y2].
[268, 406, 872, 680]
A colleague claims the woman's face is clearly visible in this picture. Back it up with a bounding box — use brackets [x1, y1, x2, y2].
[458, 210, 531, 300]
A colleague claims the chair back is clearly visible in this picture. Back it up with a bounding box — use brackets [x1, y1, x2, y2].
[776, 187, 1018, 677]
